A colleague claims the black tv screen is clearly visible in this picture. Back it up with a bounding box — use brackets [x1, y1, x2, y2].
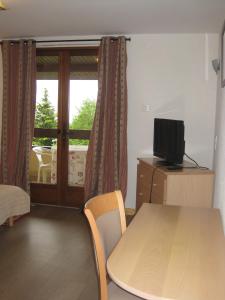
[153, 118, 185, 164]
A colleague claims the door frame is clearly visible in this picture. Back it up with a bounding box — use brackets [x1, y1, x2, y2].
[31, 46, 98, 208]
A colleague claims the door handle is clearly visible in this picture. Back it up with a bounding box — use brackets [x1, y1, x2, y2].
[62, 128, 69, 141]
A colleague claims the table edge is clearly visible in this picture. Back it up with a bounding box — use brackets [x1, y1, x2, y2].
[107, 259, 174, 300]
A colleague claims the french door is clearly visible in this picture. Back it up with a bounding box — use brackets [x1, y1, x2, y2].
[30, 47, 98, 208]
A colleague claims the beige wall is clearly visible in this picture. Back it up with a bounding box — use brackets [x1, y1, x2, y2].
[213, 28, 225, 233]
[126, 34, 218, 208]
[0, 35, 219, 211]
[214, 87, 225, 233]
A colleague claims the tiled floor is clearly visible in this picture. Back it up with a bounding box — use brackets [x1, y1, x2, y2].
[0, 205, 98, 300]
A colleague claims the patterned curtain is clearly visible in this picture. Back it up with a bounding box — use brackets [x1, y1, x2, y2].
[0, 40, 36, 192]
[85, 36, 128, 201]
[0, 46, 3, 161]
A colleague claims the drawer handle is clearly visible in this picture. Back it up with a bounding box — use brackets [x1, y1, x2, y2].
[139, 192, 143, 196]
[153, 183, 157, 187]
[140, 174, 144, 178]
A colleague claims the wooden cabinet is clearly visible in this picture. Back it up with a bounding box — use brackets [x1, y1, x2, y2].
[136, 157, 214, 210]
[136, 161, 153, 208]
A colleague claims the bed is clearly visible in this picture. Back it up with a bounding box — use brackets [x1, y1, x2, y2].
[0, 185, 30, 226]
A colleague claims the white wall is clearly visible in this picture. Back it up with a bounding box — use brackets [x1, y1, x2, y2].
[214, 92, 225, 233]
[213, 31, 225, 232]
[126, 34, 218, 208]
[0, 34, 219, 210]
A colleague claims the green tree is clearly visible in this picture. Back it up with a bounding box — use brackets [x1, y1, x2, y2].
[70, 99, 96, 145]
[33, 88, 57, 146]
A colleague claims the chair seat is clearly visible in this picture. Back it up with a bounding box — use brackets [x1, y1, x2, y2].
[108, 281, 142, 300]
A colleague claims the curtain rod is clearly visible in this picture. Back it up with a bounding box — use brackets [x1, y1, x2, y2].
[0, 37, 131, 44]
[37, 37, 131, 43]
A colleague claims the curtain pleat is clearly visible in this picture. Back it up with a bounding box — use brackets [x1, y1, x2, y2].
[0, 46, 3, 161]
[84, 36, 128, 201]
[0, 40, 36, 192]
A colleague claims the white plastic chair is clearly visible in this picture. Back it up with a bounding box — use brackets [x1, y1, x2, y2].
[32, 147, 52, 183]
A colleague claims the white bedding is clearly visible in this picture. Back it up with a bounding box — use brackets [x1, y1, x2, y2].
[0, 185, 30, 225]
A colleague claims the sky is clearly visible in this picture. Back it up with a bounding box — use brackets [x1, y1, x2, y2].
[36, 80, 98, 123]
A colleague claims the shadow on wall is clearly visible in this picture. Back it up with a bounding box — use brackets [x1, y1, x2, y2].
[151, 94, 185, 120]
[136, 94, 186, 157]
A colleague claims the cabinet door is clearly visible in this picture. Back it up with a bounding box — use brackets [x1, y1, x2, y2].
[151, 170, 166, 204]
[136, 161, 154, 210]
[166, 174, 213, 207]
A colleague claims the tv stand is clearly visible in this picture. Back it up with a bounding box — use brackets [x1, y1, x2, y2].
[136, 157, 214, 210]
[156, 160, 183, 170]
[166, 165, 183, 171]
[155, 160, 171, 166]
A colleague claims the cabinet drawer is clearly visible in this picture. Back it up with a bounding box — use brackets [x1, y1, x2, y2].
[166, 174, 214, 207]
[136, 180, 151, 210]
[151, 170, 166, 204]
[137, 161, 154, 187]
[136, 161, 153, 210]
[136, 157, 214, 210]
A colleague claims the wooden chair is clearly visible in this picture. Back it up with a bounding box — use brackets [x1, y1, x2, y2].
[84, 191, 141, 300]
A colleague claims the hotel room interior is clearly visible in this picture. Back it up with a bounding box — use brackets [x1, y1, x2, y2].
[0, 1, 225, 299]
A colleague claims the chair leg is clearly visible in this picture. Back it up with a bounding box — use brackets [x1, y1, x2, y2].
[37, 168, 41, 183]
[42, 169, 47, 183]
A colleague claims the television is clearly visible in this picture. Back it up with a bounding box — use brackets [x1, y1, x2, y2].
[153, 118, 185, 165]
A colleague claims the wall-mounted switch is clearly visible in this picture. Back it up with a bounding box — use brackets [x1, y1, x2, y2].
[143, 104, 151, 112]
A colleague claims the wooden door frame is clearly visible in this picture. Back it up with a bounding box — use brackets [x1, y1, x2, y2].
[58, 50, 70, 206]
[31, 46, 98, 208]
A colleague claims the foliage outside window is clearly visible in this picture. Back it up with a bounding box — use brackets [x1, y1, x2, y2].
[33, 88, 96, 146]
[69, 98, 96, 145]
[33, 88, 57, 146]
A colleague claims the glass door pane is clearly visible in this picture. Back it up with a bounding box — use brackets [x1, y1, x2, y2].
[68, 51, 98, 186]
[30, 53, 59, 185]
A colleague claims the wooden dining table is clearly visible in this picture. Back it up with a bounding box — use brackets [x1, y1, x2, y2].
[107, 203, 225, 300]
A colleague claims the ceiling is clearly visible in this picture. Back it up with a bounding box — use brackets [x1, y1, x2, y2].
[0, 0, 225, 38]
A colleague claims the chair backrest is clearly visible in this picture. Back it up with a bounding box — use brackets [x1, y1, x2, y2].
[33, 147, 52, 165]
[84, 190, 126, 300]
[29, 149, 39, 180]
[41, 149, 52, 164]
[33, 147, 43, 164]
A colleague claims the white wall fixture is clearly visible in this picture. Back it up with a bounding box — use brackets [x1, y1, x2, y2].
[221, 21, 225, 87]
[212, 59, 220, 74]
